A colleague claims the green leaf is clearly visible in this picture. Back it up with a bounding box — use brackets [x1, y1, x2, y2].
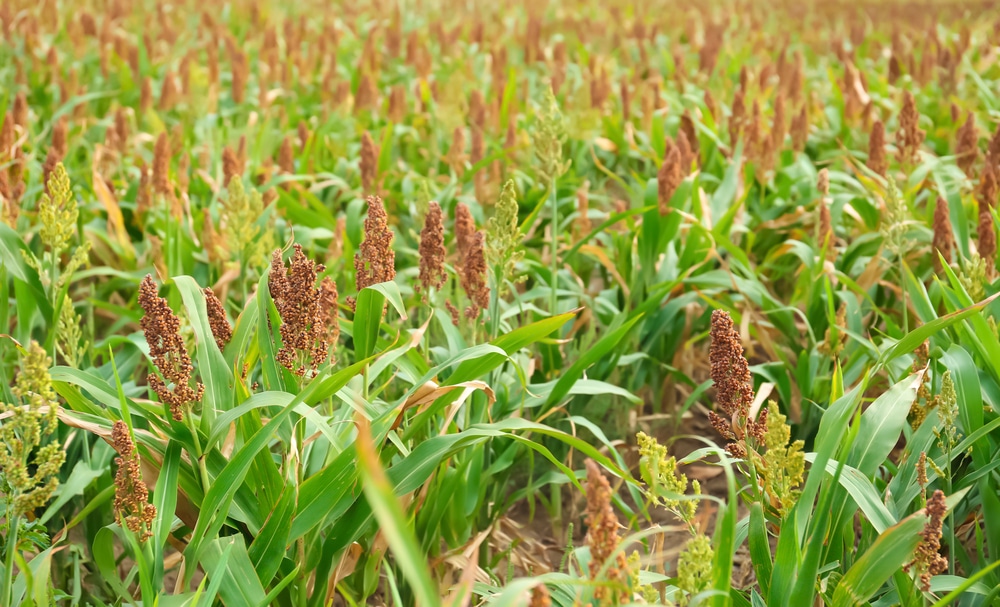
[174, 275, 236, 430]
[201, 536, 267, 607]
[354, 285, 388, 361]
[248, 482, 295, 586]
[543, 313, 642, 410]
[831, 515, 924, 607]
[448, 310, 577, 383]
[748, 503, 772, 597]
[847, 373, 921, 477]
[355, 418, 438, 607]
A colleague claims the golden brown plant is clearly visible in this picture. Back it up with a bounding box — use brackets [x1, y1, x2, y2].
[454, 202, 476, 266]
[230, 49, 247, 104]
[317, 277, 340, 363]
[152, 132, 171, 197]
[360, 131, 378, 193]
[584, 459, 629, 603]
[868, 119, 888, 177]
[981, 165, 998, 277]
[278, 136, 294, 179]
[905, 489, 949, 592]
[159, 70, 177, 110]
[528, 584, 551, 607]
[932, 196, 955, 273]
[140, 77, 152, 114]
[203, 287, 232, 352]
[708, 310, 762, 455]
[955, 112, 978, 177]
[575, 180, 592, 240]
[138, 274, 204, 421]
[222, 146, 241, 187]
[897, 91, 926, 166]
[269, 245, 331, 375]
[12, 92, 28, 129]
[355, 74, 377, 113]
[790, 106, 809, 152]
[354, 195, 396, 294]
[677, 129, 695, 174]
[460, 231, 489, 319]
[657, 145, 682, 215]
[729, 88, 745, 145]
[111, 420, 157, 541]
[417, 201, 447, 294]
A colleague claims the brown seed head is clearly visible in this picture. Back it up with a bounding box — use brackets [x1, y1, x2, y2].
[12, 92, 28, 129]
[584, 460, 629, 602]
[790, 106, 809, 152]
[0, 113, 14, 160]
[469, 90, 486, 130]
[203, 288, 232, 352]
[528, 584, 551, 607]
[138, 274, 204, 421]
[353, 195, 396, 294]
[932, 196, 955, 273]
[897, 91, 926, 166]
[676, 129, 694, 174]
[418, 201, 446, 294]
[988, 123, 1000, 167]
[222, 145, 241, 187]
[111, 420, 157, 541]
[230, 49, 247, 104]
[709, 310, 754, 439]
[445, 300, 461, 326]
[657, 145, 682, 215]
[575, 180, 591, 240]
[317, 277, 340, 364]
[729, 89, 745, 145]
[454, 202, 475, 265]
[159, 71, 177, 111]
[152, 132, 171, 197]
[360, 131, 378, 193]
[269, 245, 331, 375]
[51, 117, 68, 159]
[461, 231, 489, 319]
[278, 136, 295, 177]
[955, 112, 978, 177]
[354, 74, 377, 113]
[905, 489, 949, 592]
[817, 168, 830, 197]
[868, 120, 888, 177]
[140, 77, 152, 114]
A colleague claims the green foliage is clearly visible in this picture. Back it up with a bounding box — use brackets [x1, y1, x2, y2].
[0, 1, 998, 606]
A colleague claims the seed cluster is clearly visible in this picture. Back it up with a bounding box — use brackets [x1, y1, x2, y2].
[138, 274, 204, 421]
[111, 420, 157, 542]
[269, 245, 336, 375]
[708, 310, 766, 456]
[584, 459, 629, 603]
[203, 287, 232, 352]
[417, 201, 446, 295]
[354, 195, 396, 296]
[905, 489, 949, 592]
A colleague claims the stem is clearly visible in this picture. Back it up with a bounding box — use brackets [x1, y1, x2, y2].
[549, 181, 559, 316]
[2, 513, 19, 607]
[945, 442, 955, 577]
[185, 415, 211, 492]
[900, 255, 908, 334]
[489, 267, 501, 341]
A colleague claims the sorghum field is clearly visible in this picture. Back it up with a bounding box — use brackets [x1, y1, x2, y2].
[2, 0, 1000, 605]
